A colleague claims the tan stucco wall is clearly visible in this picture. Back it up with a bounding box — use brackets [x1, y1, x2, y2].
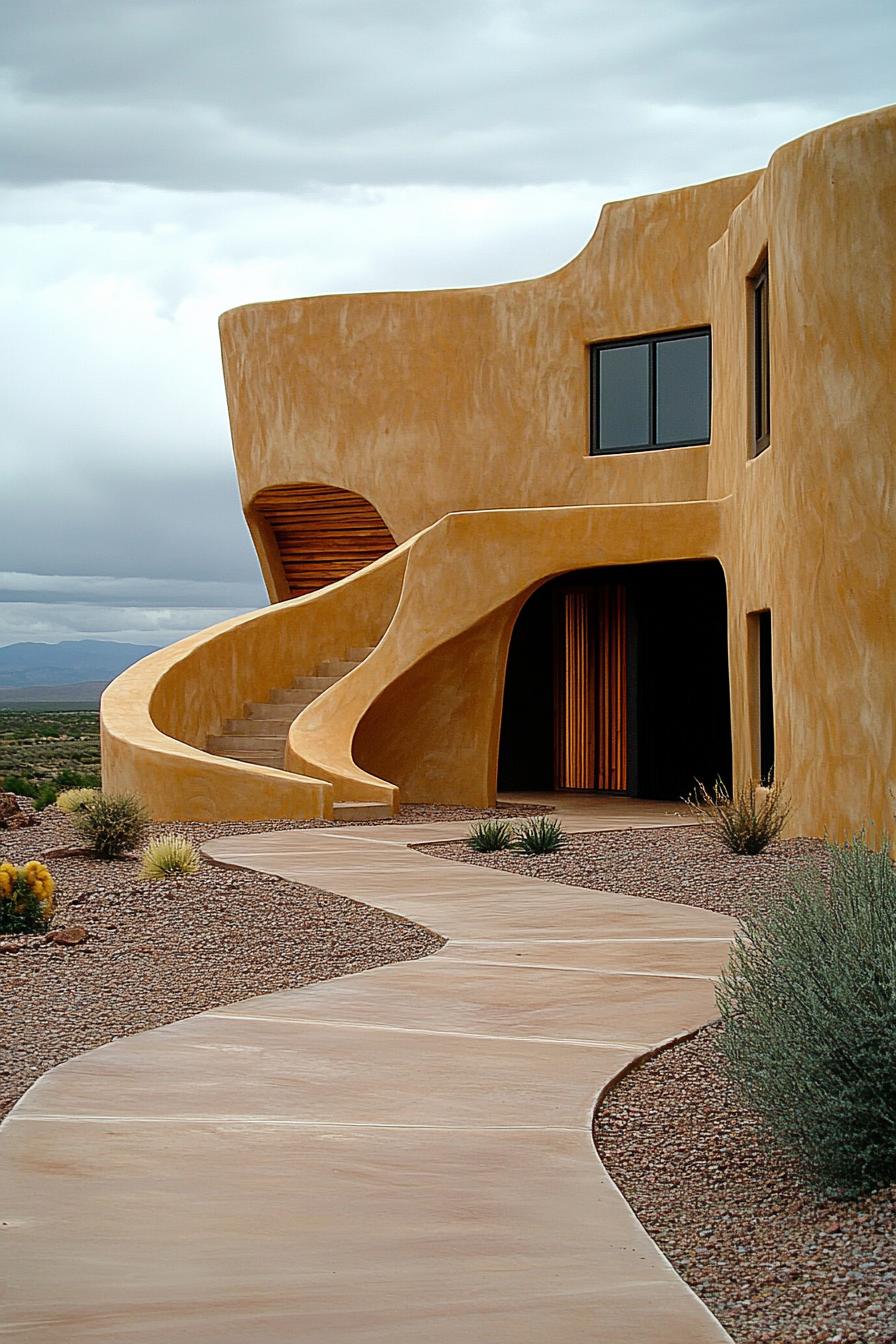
[219, 169, 761, 558]
[104, 105, 896, 839]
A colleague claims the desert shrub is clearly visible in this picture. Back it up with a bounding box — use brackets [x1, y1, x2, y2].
[687, 777, 790, 854]
[468, 819, 513, 852]
[32, 783, 59, 811]
[717, 834, 896, 1195]
[73, 792, 148, 860]
[0, 860, 55, 933]
[140, 834, 201, 879]
[56, 787, 101, 815]
[512, 815, 566, 855]
[3, 770, 101, 810]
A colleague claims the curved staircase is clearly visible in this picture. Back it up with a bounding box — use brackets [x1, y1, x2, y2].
[206, 647, 376, 771]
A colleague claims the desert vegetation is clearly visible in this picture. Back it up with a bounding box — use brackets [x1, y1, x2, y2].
[0, 708, 100, 807]
[467, 814, 566, 855]
[687, 777, 790, 854]
[718, 832, 896, 1195]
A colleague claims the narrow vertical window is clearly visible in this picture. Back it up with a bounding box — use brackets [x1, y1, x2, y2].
[749, 609, 775, 781]
[751, 256, 770, 454]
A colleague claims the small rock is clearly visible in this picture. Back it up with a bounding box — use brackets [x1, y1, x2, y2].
[46, 926, 88, 947]
[0, 940, 22, 953]
[0, 792, 37, 830]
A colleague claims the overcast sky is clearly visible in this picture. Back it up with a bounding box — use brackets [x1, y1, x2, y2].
[2, 0, 893, 647]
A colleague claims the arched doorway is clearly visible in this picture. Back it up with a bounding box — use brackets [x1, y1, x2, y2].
[498, 560, 732, 800]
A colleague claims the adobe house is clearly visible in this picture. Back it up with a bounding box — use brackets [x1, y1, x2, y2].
[102, 105, 896, 840]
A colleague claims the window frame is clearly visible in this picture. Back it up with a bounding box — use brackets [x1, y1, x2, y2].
[589, 326, 712, 457]
[750, 254, 770, 455]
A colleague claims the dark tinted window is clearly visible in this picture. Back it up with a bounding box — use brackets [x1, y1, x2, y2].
[598, 342, 650, 450]
[590, 328, 711, 455]
[752, 258, 770, 453]
[757, 609, 774, 781]
[656, 332, 710, 445]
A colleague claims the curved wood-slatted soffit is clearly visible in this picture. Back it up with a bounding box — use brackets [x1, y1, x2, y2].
[251, 483, 397, 598]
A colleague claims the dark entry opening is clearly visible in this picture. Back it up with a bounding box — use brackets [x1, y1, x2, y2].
[754, 608, 775, 782]
[497, 559, 732, 800]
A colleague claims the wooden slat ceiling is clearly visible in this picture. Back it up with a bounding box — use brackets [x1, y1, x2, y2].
[253, 483, 396, 598]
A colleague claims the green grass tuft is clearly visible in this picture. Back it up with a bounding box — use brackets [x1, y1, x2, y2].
[140, 834, 201, 879]
[467, 819, 514, 852]
[511, 815, 566, 855]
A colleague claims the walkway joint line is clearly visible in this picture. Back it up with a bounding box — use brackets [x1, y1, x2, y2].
[205, 1012, 653, 1051]
[11, 1115, 581, 1133]
[435, 955, 716, 981]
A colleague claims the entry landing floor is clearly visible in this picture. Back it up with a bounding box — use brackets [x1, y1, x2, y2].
[498, 791, 693, 830]
[1, 806, 735, 1343]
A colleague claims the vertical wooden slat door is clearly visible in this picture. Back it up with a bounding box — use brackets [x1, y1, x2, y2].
[554, 583, 628, 792]
[554, 590, 596, 789]
[595, 583, 628, 791]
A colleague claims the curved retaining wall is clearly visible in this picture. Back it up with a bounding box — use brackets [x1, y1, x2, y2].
[101, 545, 409, 820]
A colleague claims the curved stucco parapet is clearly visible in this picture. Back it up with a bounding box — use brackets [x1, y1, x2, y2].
[287, 499, 729, 808]
[101, 544, 410, 820]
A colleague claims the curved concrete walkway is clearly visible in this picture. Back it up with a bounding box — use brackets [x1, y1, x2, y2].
[2, 807, 737, 1342]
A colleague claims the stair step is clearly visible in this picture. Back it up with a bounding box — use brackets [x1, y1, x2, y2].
[243, 699, 308, 718]
[333, 802, 392, 821]
[346, 646, 376, 661]
[292, 675, 341, 691]
[269, 687, 324, 705]
[208, 734, 287, 753]
[315, 659, 359, 678]
[210, 747, 285, 767]
[223, 717, 294, 736]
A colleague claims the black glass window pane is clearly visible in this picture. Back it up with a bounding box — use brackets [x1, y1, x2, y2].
[754, 269, 770, 450]
[598, 343, 650, 451]
[655, 333, 710, 445]
[758, 609, 775, 781]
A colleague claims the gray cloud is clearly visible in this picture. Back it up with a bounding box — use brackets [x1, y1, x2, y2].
[1, 1, 892, 192]
[0, 573, 264, 608]
[0, 599, 256, 647]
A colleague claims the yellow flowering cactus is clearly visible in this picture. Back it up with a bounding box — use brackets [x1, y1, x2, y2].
[0, 858, 56, 933]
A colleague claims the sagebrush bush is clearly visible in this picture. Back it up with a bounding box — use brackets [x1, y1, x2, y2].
[56, 787, 101, 815]
[468, 819, 513, 852]
[512, 815, 566, 855]
[717, 834, 896, 1195]
[687, 777, 790, 854]
[0, 859, 55, 933]
[140, 834, 201, 879]
[73, 792, 148, 860]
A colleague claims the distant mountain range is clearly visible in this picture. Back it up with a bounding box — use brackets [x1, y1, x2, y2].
[0, 640, 158, 691]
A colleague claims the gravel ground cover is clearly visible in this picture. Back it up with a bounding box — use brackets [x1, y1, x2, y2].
[1, 799, 539, 1119]
[419, 823, 895, 1344]
[595, 1026, 896, 1344]
[415, 822, 829, 920]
